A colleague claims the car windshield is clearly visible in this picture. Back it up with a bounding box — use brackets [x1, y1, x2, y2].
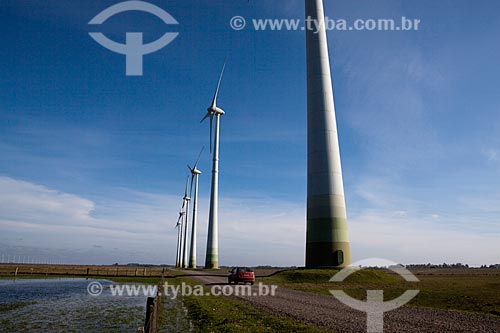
[240, 267, 253, 272]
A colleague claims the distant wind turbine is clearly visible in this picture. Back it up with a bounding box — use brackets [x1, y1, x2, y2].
[188, 147, 204, 269]
[175, 209, 184, 268]
[201, 60, 227, 269]
[181, 176, 191, 268]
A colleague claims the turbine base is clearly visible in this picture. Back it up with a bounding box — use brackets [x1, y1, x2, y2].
[306, 241, 351, 268]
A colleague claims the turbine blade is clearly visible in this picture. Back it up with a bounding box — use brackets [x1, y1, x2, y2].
[211, 59, 227, 108]
[210, 115, 213, 154]
[200, 112, 211, 123]
[190, 173, 195, 198]
[194, 146, 205, 169]
[184, 175, 190, 197]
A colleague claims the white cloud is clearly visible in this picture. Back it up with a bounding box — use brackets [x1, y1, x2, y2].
[350, 210, 499, 266]
[482, 148, 498, 161]
[392, 210, 407, 218]
[349, 175, 500, 266]
[1, 176, 498, 267]
[0, 176, 305, 266]
[0, 176, 96, 225]
[0, 176, 178, 264]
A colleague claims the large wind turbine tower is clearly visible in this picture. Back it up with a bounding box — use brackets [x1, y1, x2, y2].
[201, 61, 226, 269]
[305, 0, 351, 267]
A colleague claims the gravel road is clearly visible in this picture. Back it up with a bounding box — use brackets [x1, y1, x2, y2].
[180, 271, 500, 333]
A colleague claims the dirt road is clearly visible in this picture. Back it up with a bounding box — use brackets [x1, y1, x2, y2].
[180, 270, 500, 333]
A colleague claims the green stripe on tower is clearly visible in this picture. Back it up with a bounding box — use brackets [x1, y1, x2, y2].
[205, 250, 218, 269]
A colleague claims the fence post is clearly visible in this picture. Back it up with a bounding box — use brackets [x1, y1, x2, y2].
[143, 276, 165, 333]
[144, 297, 156, 333]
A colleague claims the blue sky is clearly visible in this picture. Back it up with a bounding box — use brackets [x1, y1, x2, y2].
[1, 0, 499, 266]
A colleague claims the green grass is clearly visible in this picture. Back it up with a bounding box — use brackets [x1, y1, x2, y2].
[183, 293, 329, 333]
[0, 275, 62, 280]
[165, 277, 329, 333]
[0, 274, 163, 284]
[104, 276, 162, 284]
[259, 268, 500, 317]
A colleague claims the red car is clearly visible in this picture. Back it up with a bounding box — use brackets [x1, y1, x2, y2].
[228, 267, 255, 285]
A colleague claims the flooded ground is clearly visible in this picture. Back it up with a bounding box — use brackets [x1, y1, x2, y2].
[0, 278, 146, 332]
[159, 295, 193, 333]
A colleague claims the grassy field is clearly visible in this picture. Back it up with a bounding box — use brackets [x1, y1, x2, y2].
[169, 277, 329, 333]
[1, 266, 326, 332]
[258, 268, 500, 317]
[3, 264, 499, 326]
[0, 263, 171, 278]
[0, 264, 284, 280]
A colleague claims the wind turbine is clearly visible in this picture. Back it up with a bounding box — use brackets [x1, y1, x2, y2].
[187, 147, 204, 269]
[181, 176, 191, 268]
[175, 209, 184, 268]
[201, 60, 226, 269]
[305, 0, 351, 267]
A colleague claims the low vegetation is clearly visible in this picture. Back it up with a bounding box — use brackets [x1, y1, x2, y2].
[259, 268, 500, 317]
[170, 277, 329, 333]
[0, 264, 170, 278]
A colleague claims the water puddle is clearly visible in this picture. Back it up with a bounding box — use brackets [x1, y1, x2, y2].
[0, 278, 146, 332]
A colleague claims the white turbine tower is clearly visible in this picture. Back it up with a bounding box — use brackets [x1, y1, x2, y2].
[181, 176, 191, 268]
[175, 209, 184, 268]
[201, 60, 226, 269]
[187, 148, 204, 269]
[305, 0, 351, 267]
